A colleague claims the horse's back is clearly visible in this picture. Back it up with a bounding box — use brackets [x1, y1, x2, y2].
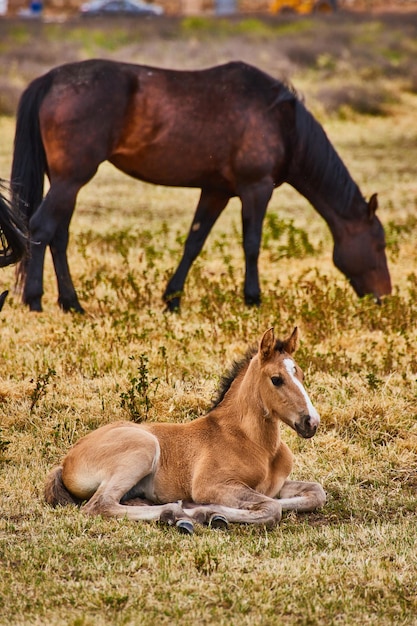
[32, 59, 293, 189]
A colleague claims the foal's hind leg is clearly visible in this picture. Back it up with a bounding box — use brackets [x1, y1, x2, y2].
[239, 178, 274, 306]
[76, 431, 187, 526]
[278, 479, 326, 513]
[163, 188, 230, 311]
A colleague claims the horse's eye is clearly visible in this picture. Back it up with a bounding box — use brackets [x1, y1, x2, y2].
[271, 376, 284, 387]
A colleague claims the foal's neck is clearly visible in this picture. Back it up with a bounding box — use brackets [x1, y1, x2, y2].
[235, 360, 281, 453]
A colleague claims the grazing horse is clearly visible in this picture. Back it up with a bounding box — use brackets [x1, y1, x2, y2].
[11, 60, 391, 313]
[0, 184, 27, 310]
[45, 327, 326, 533]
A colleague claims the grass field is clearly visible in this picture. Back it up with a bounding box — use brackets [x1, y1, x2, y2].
[0, 11, 417, 625]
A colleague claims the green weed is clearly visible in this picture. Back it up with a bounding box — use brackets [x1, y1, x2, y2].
[120, 354, 160, 422]
[29, 367, 56, 413]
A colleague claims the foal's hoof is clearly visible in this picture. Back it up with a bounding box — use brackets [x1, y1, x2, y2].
[176, 519, 194, 535]
[209, 514, 229, 531]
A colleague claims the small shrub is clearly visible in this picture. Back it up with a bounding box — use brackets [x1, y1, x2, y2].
[29, 367, 56, 413]
[120, 354, 159, 422]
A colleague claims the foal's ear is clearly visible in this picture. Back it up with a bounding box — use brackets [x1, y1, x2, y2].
[283, 327, 299, 355]
[368, 193, 378, 219]
[259, 327, 276, 362]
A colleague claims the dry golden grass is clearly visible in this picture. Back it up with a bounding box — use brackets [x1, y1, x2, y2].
[1, 13, 417, 626]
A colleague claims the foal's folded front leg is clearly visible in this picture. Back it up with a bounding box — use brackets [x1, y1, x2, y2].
[277, 479, 326, 512]
[188, 483, 283, 527]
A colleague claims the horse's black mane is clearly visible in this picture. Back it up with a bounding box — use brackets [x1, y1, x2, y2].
[258, 63, 363, 219]
[289, 98, 363, 219]
[248, 59, 364, 222]
[211, 339, 287, 409]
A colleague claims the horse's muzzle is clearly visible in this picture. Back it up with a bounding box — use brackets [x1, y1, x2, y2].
[295, 415, 318, 439]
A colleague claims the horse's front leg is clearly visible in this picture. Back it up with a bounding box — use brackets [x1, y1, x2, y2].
[163, 188, 230, 311]
[278, 479, 326, 513]
[239, 177, 274, 306]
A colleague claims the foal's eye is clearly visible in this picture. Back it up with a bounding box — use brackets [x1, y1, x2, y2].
[271, 376, 284, 387]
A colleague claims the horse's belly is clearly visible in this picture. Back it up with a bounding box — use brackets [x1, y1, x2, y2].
[109, 145, 234, 190]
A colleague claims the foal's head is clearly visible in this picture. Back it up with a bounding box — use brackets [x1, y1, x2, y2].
[257, 327, 320, 439]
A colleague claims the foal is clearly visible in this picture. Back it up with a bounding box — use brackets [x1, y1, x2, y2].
[45, 328, 326, 532]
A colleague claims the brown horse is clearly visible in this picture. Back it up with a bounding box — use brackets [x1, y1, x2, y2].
[11, 60, 391, 313]
[45, 327, 326, 533]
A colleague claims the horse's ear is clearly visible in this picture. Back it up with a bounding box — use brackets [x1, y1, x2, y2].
[368, 193, 378, 219]
[283, 327, 299, 355]
[259, 328, 276, 362]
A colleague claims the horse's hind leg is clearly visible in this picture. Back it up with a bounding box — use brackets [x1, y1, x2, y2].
[163, 188, 230, 311]
[50, 220, 84, 313]
[24, 182, 80, 312]
[278, 479, 326, 513]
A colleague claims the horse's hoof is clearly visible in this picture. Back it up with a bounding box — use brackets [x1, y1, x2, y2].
[58, 298, 85, 314]
[0, 290, 8, 311]
[28, 301, 43, 312]
[164, 298, 181, 313]
[176, 519, 194, 535]
[244, 294, 261, 307]
[209, 514, 229, 531]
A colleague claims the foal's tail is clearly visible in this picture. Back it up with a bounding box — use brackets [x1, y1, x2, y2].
[11, 71, 54, 285]
[44, 466, 80, 507]
[0, 183, 28, 268]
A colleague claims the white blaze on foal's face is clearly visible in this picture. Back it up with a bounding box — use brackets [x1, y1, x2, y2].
[283, 358, 320, 428]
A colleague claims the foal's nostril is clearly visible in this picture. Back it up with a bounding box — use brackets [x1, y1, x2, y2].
[295, 415, 318, 439]
[303, 414, 318, 435]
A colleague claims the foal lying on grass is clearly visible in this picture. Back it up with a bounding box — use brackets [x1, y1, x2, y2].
[45, 328, 326, 533]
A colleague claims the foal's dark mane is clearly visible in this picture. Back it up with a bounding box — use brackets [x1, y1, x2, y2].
[211, 339, 287, 409]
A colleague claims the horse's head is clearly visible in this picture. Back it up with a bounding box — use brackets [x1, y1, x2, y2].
[258, 327, 320, 439]
[333, 194, 392, 302]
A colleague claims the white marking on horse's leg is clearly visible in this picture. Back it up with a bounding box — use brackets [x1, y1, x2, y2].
[284, 358, 320, 427]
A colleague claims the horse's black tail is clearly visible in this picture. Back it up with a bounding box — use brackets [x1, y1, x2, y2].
[10, 71, 54, 286]
[0, 182, 28, 268]
[44, 466, 80, 507]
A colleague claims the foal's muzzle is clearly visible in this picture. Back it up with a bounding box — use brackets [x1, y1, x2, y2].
[295, 415, 318, 439]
